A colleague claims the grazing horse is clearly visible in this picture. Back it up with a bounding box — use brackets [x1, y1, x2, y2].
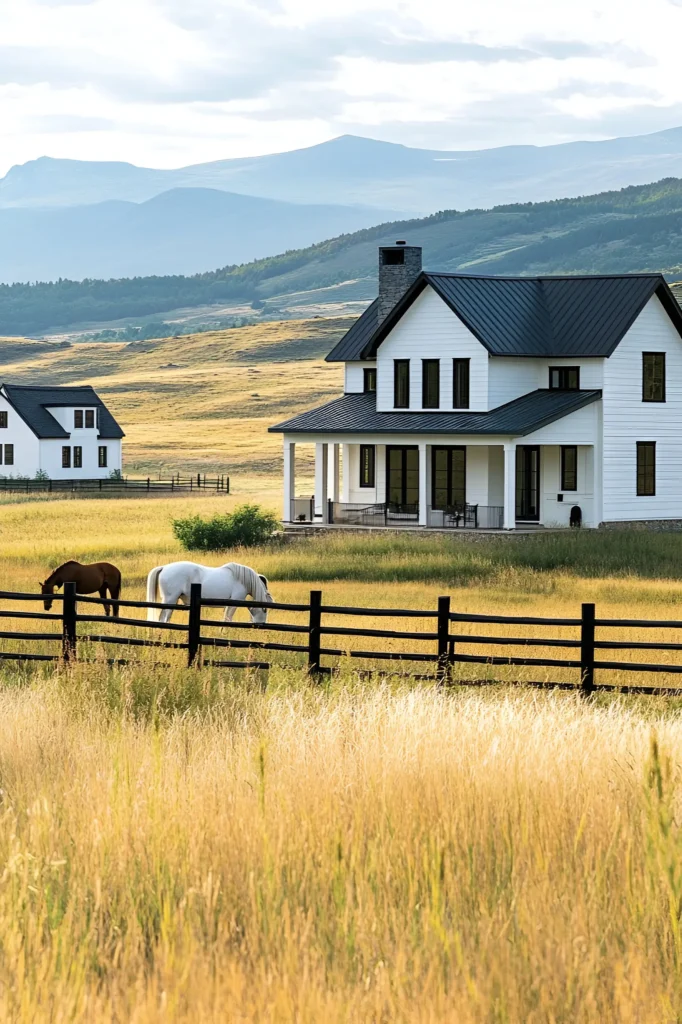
[40, 560, 122, 617]
[145, 561, 273, 624]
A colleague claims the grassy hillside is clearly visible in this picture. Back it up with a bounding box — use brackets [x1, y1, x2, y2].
[6, 177, 682, 335]
[0, 317, 347, 477]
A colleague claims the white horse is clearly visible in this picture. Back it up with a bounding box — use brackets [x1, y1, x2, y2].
[145, 561, 273, 624]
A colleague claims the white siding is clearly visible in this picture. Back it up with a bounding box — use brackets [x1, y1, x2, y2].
[344, 362, 375, 393]
[466, 447, 490, 505]
[521, 401, 599, 445]
[540, 445, 595, 528]
[602, 294, 682, 522]
[488, 357, 604, 407]
[39, 438, 122, 479]
[346, 443, 385, 503]
[375, 286, 489, 412]
[0, 396, 40, 476]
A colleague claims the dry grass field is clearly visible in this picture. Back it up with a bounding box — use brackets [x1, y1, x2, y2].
[3, 322, 682, 1018]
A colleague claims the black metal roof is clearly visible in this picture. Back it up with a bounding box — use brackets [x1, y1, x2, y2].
[326, 273, 682, 361]
[270, 388, 601, 436]
[2, 384, 125, 439]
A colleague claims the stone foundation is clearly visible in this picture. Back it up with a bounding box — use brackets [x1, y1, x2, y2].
[599, 519, 682, 532]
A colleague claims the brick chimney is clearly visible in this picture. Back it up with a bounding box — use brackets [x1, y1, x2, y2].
[377, 241, 423, 324]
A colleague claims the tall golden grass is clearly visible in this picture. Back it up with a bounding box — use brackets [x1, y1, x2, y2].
[0, 672, 680, 1021]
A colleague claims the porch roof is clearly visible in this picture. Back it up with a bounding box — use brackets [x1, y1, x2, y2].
[270, 388, 601, 436]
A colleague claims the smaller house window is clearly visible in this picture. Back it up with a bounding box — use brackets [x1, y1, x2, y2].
[0, 412, 7, 428]
[98, 446, 108, 468]
[363, 367, 377, 393]
[4, 445, 13, 467]
[74, 410, 83, 428]
[62, 447, 71, 469]
[394, 360, 410, 409]
[359, 445, 375, 488]
[549, 367, 580, 390]
[73, 446, 82, 469]
[637, 442, 656, 496]
[85, 409, 95, 428]
[561, 446, 577, 491]
[643, 353, 666, 402]
[453, 359, 470, 409]
[422, 360, 440, 409]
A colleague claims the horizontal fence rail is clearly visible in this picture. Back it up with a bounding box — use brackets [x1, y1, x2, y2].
[0, 585, 681, 694]
[0, 474, 229, 496]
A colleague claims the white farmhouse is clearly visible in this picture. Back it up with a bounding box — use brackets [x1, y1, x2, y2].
[0, 384, 124, 479]
[271, 242, 682, 530]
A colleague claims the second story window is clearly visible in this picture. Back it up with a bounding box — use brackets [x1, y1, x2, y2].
[0, 412, 7, 428]
[643, 353, 666, 402]
[422, 360, 440, 409]
[363, 367, 377, 393]
[85, 409, 95, 428]
[549, 367, 580, 390]
[394, 359, 410, 409]
[453, 359, 470, 409]
[74, 410, 83, 428]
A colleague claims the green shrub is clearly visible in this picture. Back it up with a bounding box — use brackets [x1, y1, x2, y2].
[172, 503, 280, 551]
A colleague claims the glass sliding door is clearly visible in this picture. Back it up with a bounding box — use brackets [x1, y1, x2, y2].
[431, 447, 466, 510]
[515, 446, 541, 521]
[387, 446, 419, 510]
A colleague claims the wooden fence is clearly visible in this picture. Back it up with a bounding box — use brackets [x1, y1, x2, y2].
[0, 474, 229, 495]
[2, 586, 682, 695]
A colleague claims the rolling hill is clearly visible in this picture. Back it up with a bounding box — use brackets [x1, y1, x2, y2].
[6, 129, 682, 215]
[4, 176, 682, 336]
[0, 188, 401, 284]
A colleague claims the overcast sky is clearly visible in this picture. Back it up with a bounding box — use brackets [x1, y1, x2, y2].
[2, 0, 682, 174]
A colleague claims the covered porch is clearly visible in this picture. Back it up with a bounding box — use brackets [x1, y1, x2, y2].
[283, 437, 599, 530]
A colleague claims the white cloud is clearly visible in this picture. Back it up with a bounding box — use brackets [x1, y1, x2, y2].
[1, 0, 682, 172]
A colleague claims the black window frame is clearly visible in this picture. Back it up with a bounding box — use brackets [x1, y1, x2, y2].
[359, 445, 375, 488]
[422, 359, 440, 409]
[394, 359, 410, 409]
[85, 409, 95, 428]
[549, 366, 580, 390]
[431, 446, 466, 511]
[0, 411, 7, 429]
[636, 442, 656, 496]
[453, 358, 470, 409]
[642, 352, 666, 403]
[73, 445, 83, 469]
[363, 367, 377, 393]
[3, 444, 12, 467]
[74, 410, 83, 429]
[98, 446, 108, 469]
[561, 445, 578, 491]
[62, 446, 71, 469]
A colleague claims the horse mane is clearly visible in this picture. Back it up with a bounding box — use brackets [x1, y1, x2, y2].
[223, 562, 269, 602]
[45, 560, 80, 584]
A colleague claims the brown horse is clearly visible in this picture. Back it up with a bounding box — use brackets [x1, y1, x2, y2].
[40, 561, 122, 617]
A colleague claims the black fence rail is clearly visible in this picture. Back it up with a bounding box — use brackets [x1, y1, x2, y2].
[0, 474, 230, 495]
[0, 587, 681, 695]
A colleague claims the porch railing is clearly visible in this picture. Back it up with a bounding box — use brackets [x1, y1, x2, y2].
[427, 505, 504, 530]
[329, 502, 419, 526]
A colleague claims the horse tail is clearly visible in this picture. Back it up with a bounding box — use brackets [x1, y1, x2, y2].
[146, 566, 164, 621]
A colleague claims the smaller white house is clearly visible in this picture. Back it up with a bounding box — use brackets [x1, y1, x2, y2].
[0, 384, 124, 479]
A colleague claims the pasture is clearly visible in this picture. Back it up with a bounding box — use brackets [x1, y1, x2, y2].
[2, 321, 682, 1018]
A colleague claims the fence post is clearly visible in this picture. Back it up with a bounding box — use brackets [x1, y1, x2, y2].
[437, 595, 451, 684]
[227, 476, 230, 494]
[62, 581, 77, 662]
[147, 477, 150, 491]
[580, 602, 596, 696]
[308, 590, 322, 677]
[187, 583, 202, 667]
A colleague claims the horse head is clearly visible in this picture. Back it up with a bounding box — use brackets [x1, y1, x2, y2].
[39, 578, 55, 611]
[249, 574, 274, 624]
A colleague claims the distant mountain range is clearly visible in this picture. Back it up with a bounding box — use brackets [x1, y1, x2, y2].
[5, 129, 682, 217]
[0, 188, 402, 284]
[4, 176, 682, 336]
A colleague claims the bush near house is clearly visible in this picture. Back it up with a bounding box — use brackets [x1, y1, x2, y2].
[172, 503, 280, 551]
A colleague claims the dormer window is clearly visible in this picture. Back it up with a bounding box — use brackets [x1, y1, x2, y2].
[549, 367, 580, 390]
[74, 410, 83, 428]
[85, 409, 95, 428]
[363, 367, 377, 393]
[0, 412, 7, 428]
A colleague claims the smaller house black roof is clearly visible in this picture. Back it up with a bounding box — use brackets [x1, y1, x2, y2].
[2, 384, 125, 439]
[326, 272, 682, 362]
[270, 388, 601, 437]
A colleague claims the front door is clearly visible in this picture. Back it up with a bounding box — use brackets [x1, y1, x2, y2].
[387, 446, 419, 510]
[516, 446, 540, 521]
[432, 447, 466, 510]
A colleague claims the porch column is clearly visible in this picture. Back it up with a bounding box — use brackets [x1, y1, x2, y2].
[315, 442, 329, 523]
[283, 439, 295, 522]
[418, 442, 430, 526]
[330, 444, 340, 503]
[341, 444, 351, 502]
[503, 441, 516, 530]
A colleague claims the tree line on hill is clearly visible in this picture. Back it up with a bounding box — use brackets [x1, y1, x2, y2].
[4, 177, 682, 336]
